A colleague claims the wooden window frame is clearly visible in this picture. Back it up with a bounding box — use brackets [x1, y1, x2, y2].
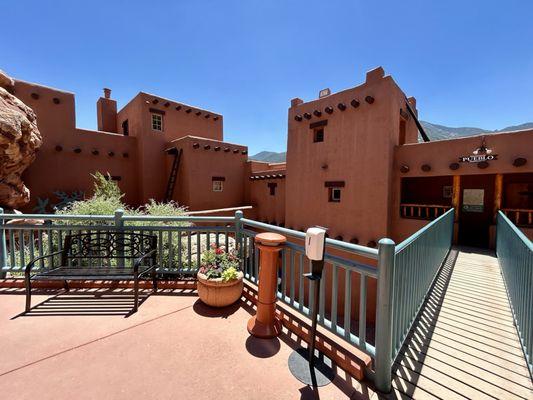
[329, 187, 342, 202]
[212, 179, 224, 192]
[151, 113, 163, 131]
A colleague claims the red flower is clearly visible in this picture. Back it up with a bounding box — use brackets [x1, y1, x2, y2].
[215, 247, 224, 255]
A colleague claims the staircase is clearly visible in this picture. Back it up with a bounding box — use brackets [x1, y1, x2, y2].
[164, 147, 182, 202]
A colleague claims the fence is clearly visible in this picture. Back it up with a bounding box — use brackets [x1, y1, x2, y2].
[0, 208, 235, 275]
[0, 207, 456, 392]
[239, 218, 379, 358]
[496, 211, 533, 376]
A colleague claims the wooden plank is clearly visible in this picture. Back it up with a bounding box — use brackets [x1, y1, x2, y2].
[391, 373, 441, 400]
[398, 349, 529, 400]
[402, 338, 533, 395]
[392, 248, 533, 399]
[394, 356, 481, 399]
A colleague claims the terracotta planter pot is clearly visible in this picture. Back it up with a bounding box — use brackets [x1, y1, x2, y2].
[197, 271, 244, 307]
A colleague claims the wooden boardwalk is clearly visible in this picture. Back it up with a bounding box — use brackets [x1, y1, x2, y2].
[389, 247, 533, 399]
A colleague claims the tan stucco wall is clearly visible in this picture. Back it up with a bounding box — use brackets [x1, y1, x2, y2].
[169, 136, 247, 211]
[391, 129, 533, 243]
[284, 67, 418, 245]
[14, 80, 139, 209]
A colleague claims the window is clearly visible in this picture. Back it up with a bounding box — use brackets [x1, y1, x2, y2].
[314, 128, 324, 143]
[122, 119, 129, 136]
[310, 120, 327, 143]
[329, 187, 342, 202]
[268, 182, 277, 196]
[325, 180, 345, 202]
[151, 114, 163, 131]
[212, 177, 225, 192]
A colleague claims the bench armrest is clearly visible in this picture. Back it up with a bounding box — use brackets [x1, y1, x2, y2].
[25, 250, 64, 276]
[133, 249, 157, 274]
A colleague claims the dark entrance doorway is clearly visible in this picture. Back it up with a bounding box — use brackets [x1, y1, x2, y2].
[458, 174, 495, 248]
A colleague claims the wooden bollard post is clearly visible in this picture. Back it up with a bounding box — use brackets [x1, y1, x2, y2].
[247, 232, 286, 338]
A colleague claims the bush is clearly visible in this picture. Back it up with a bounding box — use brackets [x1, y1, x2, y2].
[56, 172, 133, 223]
[52, 172, 192, 270]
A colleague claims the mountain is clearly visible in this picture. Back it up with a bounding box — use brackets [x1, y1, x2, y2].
[249, 151, 286, 163]
[250, 122, 533, 162]
[420, 121, 533, 141]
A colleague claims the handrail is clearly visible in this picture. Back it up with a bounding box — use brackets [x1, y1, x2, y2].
[374, 208, 454, 392]
[496, 211, 533, 377]
[498, 211, 533, 250]
[241, 218, 378, 259]
[0, 209, 236, 275]
[0, 213, 236, 223]
[396, 208, 454, 252]
[400, 203, 451, 208]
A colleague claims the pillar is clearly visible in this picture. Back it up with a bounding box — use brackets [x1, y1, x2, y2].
[494, 174, 503, 222]
[452, 175, 461, 221]
[451, 175, 461, 243]
[247, 232, 286, 338]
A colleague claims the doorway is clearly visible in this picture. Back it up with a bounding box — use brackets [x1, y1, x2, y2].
[458, 174, 495, 248]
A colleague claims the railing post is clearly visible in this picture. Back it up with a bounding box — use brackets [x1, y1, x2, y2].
[374, 238, 396, 393]
[114, 208, 125, 267]
[235, 210, 243, 258]
[0, 207, 6, 278]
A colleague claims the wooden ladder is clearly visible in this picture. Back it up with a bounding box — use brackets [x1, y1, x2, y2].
[164, 147, 182, 202]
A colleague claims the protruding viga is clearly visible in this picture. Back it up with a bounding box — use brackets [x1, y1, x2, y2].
[0, 70, 42, 208]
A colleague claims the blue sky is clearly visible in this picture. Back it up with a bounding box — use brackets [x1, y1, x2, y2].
[2, 0, 532, 154]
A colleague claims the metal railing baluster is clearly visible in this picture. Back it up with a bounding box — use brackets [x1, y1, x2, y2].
[343, 268, 352, 340]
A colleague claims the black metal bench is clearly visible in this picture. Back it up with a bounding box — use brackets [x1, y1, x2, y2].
[25, 231, 158, 314]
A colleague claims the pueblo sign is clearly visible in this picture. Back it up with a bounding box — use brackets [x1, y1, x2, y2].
[459, 137, 497, 163]
[459, 153, 498, 163]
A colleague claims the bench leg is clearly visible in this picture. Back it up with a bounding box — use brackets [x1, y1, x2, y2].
[63, 280, 70, 292]
[152, 268, 157, 293]
[25, 276, 31, 313]
[133, 275, 139, 312]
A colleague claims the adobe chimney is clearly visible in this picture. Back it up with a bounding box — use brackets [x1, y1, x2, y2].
[97, 88, 117, 133]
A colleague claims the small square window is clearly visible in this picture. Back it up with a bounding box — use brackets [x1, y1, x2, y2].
[329, 187, 341, 202]
[268, 182, 277, 196]
[151, 114, 163, 131]
[314, 128, 324, 143]
[213, 180, 224, 192]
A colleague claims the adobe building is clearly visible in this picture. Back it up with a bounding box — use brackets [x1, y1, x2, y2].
[7, 67, 533, 248]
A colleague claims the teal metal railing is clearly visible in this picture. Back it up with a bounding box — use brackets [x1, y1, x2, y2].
[240, 217, 379, 359]
[496, 211, 533, 377]
[391, 208, 454, 360]
[0, 208, 234, 275]
[373, 208, 455, 392]
[0, 207, 457, 392]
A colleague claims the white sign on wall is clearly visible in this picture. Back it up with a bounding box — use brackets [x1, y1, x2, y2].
[462, 189, 484, 212]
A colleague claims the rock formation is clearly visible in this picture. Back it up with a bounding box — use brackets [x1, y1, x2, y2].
[0, 70, 42, 209]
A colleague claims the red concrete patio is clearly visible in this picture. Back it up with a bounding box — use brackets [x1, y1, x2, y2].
[0, 288, 377, 400]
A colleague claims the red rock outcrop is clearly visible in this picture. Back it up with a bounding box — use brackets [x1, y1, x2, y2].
[0, 70, 42, 208]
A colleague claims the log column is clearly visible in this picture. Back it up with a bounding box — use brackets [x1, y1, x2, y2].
[247, 232, 286, 338]
[494, 174, 503, 222]
[452, 175, 461, 221]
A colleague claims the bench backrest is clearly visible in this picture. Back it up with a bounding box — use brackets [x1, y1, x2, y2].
[61, 231, 157, 266]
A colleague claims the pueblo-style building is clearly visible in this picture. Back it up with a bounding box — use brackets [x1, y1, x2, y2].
[10, 67, 533, 248]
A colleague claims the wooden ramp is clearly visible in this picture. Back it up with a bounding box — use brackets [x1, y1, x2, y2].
[389, 247, 533, 399]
